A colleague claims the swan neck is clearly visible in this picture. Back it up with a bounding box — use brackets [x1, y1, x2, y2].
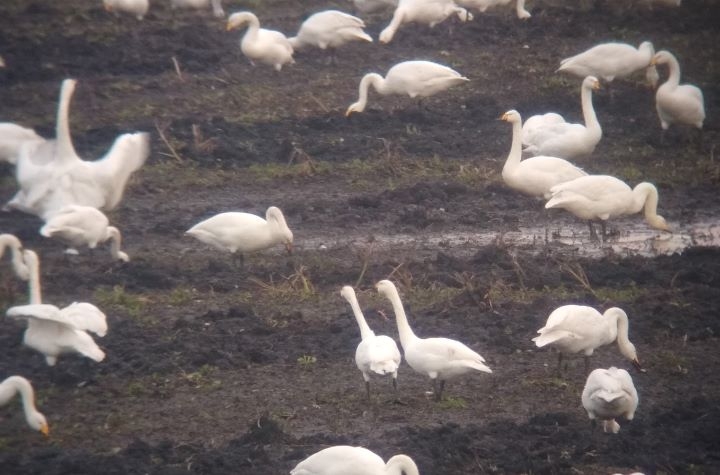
[633, 182, 660, 219]
[26, 252, 42, 304]
[503, 119, 523, 174]
[385, 287, 417, 348]
[355, 73, 384, 112]
[664, 55, 682, 88]
[107, 227, 123, 260]
[580, 82, 600, 134]
[56, 80, 78, 160]
[1, 377, 38, 421]
[345, 292, 374, 341]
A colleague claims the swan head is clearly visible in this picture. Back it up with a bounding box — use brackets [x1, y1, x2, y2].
[639, 41, 655, 55]
[650, 50, 673, 66]
[340, 285, 355, 301]
[647, 214, 671, 232]
[583, 76, 600, 91]
[375, 279, 397, 297]
[500, 110, 521, 124]
[226, 12, 254, 31]
[345, 102, 364, 117]
[28, 412, 49, 436]
[266, 206, 293, 253]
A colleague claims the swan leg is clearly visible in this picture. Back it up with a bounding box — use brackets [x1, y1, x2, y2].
[556, 352, 564, 376]
[584, 355, 590, 374]
[434, 379, 446, 402]
[365, 381, 371, 401]
[587, 221, 598, 241]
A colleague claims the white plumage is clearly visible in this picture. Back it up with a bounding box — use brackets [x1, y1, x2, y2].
[7, 302, 108, 366]
[6, 79, 150, 220]
[40, 205, 129, 262]
[379, 0, 472, 44]
[170, 0, 225, 18]
[226, 12, 294, 71]
[522, 76, 602, 159]
[352, 0, 399, 14]
[456, 0, 530, 19]
[0, 123, 43, 165]
[0, 233, 31, 280]
[557, 41, 658, 87]
[376, 279, 491, 401]
[102, 0, 150, 20]
[291, 446, 419, 475]
[544, 174, 670, 233]
[533, 305, 641, 372]
[0, 376, 49, 436]
[346, 60, 468, 115]
[341, 286, 402, 398]
[288, 10, 372, 53]
[651, 50, 705, 131]
[500, 110, 586, 199]
[582, 367, 639, 433]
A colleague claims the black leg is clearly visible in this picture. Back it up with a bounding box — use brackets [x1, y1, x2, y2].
[435, 380, 445, 402]
[365, 381, 371, 401]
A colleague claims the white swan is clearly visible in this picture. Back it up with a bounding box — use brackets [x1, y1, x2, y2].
[500, 110, 587, 199]
[186, 206, 293, 265]
[0, 233, 31, 280]
[0, 123, 43, 165]
[102, 0, 149, 20]
[376, 279, 491, 401]
[0, 376, 49, 436]
[352, 0, 399, 14]
[544, 174, 670, 236]
[346, 60, 468, 115]
[522, 76, 602, 159]
[171, 0, 225, 18]
[557, 41, 658, 88]
[19, 248, 42, 305]
[7, 302, 108, 366]
[456, 0, 531, 19]
[291, 446, 419, 475]
[651, 50, 705, 131]
[379, 0, 472, 44]
[582, 367, 639, 433]
[288, 10, 372, 63]
[341, 286, 402, 399]
[533, 305, 641, 373]
[40, 205, 129, 262]
[6, 79, 150, 220]
[226, 12, 294, 71]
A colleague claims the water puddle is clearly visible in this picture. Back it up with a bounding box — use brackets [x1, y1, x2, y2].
[305, 219, 720, 259]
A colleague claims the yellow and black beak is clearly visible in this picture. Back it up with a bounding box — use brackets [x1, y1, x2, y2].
[285, 242, 293, 255]
[40, 423, 50, 437]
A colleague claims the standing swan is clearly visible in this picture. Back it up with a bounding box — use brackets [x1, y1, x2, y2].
[346, 60, 468, 115]
[7, 302, 108, 366]
[290, 445, 419, 475]
[0, 233, 30, 279]
[226, 12, 294, 71]
[0, 376, 49, 436]
[186, 206, 293, 266]
[170, 0, 225, 18]
[288, 10, 372, 64]
[557, 41, 658, 88]
[40, 205, 129, 262]
[651, 50, 705, 133]
[376, 279, 491, 401]
[379, 0, 472, 44]
[544, 174, 670, 237]
[457, 0, 531, 20]
[522, 76, 602, 159]
[533, 305, 641, 374]
[500, 110, 586, 199]
[582, 367, 639, 433]
[103, 0, 150, 20]
[341, 286, 402, 399]
[6, 79, 150, 220]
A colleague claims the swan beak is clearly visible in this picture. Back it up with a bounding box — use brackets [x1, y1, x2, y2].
[226, 23, 236, 32]
[285, 242, 293, 255]
[650, 58, 658, 66]
[499, 113, 508, 121]
[632, 358, 645, 373]
[345, 108, 354, 117]
[40, 423, 50, 437]
[592, 81, 601, 91]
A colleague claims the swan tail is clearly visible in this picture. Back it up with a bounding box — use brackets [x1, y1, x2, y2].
[596, 390, 624, 404]
[467, 360, 492, 373]
[544, 194, 571, 210]
[370, 359, 399, 375]
[532, 330, 573, 347]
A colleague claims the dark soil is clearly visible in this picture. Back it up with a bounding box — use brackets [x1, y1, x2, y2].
[1, 1, 719, 474]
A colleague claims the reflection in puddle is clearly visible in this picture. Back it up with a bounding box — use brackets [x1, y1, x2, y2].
[308, 220, 720, 259]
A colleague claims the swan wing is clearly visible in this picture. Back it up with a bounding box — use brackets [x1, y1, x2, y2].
[534, 305, 601, 347]
[59, 302, 108, 336]
[521, 113, 566, 144]
[291, 446, 384, 475]
[0, 123, 44, 164]
[62, 329, 106, 362]
[418, 337, 492, 372]
[7, 304, 63, 323]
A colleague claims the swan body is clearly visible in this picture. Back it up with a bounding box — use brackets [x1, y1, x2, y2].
[522, 76, 602, 159]
[352, 0, 399, 14]
[186, 206, 293, 258]
[376, 279, 491, 401]
[0, 123, 43, 165]
[6, 79, 150, 220]
[346, 60, 468, 115]
[533, 305, 640, 370]
[171, 0, 225, 18]
[0, 233, 31, 280]
[227, 12, 294, 71]
[379, 0, 472, 44]
[7, 302, 108, 366]
[0, 376, 49, 436]
[40, 205, 129, 262]
[456, 0, 530, 19]
[558, 41, 658, 87]
[103, 0, 149, 20]
[288, 11, 372, 52]
[651, 50, 705, 130]
[545, 175, 670, 232]
[341, 286, 402, 398]
[500, 110, 586, 199]
[291, 446, 419, 475]
[582, 367, 639, 433]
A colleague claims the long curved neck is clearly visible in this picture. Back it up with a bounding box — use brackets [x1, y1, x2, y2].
[24, 250, 42, 304]
[106, 226, 123, 260]
[354, 73, 385, 112]
[56, 80, 78, 161]
[663, 55, 682, 88]
[0, 377, 38, 420]
[632, 182, 660, 219]
[608, 309, 636, 360]
[515, 0, 529, 17]
[503, 119, 522, 175]
[386, 455, 420, 475]
[384, 287, 417, 349]
[0, 235, 27, 277]
[345, 292, 374, 340]
[242, 15, 260, 41]
[580, 83, 600, 136]
[380, 8, 404, 43]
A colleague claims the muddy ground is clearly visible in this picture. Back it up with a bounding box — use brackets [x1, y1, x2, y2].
[1, 0, 719, 474]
